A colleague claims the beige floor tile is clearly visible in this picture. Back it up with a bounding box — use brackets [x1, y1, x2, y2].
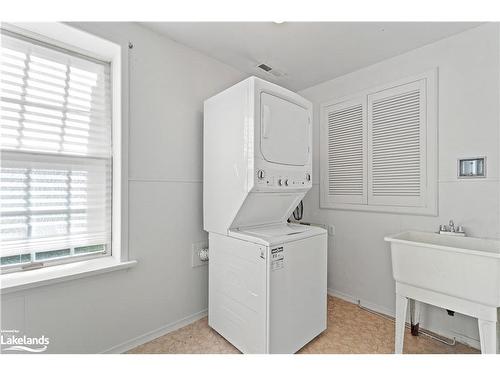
[127, 296, 479, 354]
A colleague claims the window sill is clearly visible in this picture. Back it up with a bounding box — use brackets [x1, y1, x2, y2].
[0, 257, 137, 295]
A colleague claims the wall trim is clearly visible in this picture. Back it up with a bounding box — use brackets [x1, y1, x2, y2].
[101, 308, 207, 354]
[327, 288, 481, 351]
[438, 178, 500, 183]
[328, 287, 394, 317]
[129, 178, 203, 184]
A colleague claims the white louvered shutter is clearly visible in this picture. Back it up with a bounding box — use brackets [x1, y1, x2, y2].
[367, 80, 426, 207]
[323, 98, 367, 205]
[0, 31, 112, 268]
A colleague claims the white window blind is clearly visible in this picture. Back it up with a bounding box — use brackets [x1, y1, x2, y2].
[320, 71, 437, 215]
[0, 31, 112, 269]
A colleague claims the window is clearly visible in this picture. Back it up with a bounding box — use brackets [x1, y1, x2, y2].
[0, 28, 115, 272]
[320, 70, 437, 215]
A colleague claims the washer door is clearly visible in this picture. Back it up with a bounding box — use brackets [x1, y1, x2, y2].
[260, 93, 309, 166]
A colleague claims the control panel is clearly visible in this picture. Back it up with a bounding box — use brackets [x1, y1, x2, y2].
[255, 168, 311, 191]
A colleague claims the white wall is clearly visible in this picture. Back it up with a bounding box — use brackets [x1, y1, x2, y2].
[299, 23, 500, 348]
[0, 22, 245, 353]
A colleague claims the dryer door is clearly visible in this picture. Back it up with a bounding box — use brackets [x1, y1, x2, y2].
[260, 93, 309, 166]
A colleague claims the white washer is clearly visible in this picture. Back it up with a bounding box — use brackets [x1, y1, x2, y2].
[209, 224, 327, 353]
[203, 77, 327, 353]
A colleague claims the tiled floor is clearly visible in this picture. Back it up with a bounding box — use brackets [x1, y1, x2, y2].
[127, 296, 479, 354]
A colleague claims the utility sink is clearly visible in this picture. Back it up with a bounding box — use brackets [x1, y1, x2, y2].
[385, 231, 500, 354]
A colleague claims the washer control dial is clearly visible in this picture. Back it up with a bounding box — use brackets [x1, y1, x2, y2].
[257, 170, 265, 180]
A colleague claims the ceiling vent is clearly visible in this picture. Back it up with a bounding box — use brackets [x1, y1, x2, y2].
[257, 63, 272, 72]
[256, 63, 286, 78]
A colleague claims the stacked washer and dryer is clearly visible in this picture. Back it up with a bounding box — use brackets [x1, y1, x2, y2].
[203, 77, 327, 354]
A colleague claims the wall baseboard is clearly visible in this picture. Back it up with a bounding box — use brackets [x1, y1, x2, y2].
[328, 288, 395, 317]
[327, 288, 481, 351]
[102, 309, 208, 354]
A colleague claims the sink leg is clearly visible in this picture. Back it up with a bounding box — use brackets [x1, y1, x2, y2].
[410, 299, 422, 336]
[478, 319, 498, 354]
[395, 294, 408, 354]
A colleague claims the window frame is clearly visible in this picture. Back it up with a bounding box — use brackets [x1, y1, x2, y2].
[319, 69, 438, 216]
[0, 22, 123, 273]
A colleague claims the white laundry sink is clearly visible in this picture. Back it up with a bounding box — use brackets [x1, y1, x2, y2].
[385, 231, 500, 354]
[387, 231, 500, 306]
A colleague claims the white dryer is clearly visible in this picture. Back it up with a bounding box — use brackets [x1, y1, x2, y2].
[203, 77, 327, 353]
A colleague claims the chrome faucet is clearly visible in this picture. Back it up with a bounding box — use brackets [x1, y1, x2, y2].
[438, 219, 466, 236]
[448, 220, 455, 232]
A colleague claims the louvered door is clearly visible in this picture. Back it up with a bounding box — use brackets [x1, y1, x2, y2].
[367, 80, 426, 207]
[322, 98, 367, 205]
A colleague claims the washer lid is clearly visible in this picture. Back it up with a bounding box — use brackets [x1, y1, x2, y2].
[229, 223, 326, 246]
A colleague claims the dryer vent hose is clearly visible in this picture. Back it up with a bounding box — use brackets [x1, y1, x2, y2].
[293, 201, 304, 221]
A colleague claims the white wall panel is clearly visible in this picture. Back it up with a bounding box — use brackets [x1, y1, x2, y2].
[1, 22, 245, 353]
[300, 23, 500, 348]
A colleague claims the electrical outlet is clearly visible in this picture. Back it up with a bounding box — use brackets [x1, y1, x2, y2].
[192, 241, 208, 267]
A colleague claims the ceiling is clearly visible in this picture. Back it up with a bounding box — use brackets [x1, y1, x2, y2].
[141, 22, 482, 91]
